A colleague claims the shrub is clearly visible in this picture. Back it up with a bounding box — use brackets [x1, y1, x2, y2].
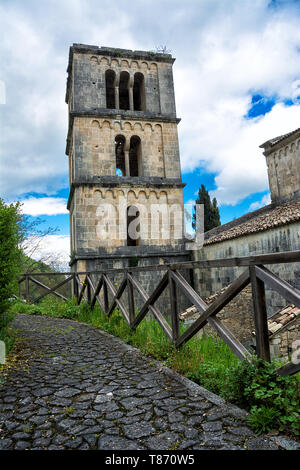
[222, 356, 300, 435]
[0, 199, 23, 349]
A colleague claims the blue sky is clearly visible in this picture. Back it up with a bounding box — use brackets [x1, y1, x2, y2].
[1, 0, 300, 265]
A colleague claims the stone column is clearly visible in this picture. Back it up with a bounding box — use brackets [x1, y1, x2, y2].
[115, 86, 119, 109]
[129, 75, 134, 111]
[125, 143, 130, 176]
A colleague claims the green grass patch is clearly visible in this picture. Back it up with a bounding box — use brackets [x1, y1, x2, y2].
[9, 297, 300, 436]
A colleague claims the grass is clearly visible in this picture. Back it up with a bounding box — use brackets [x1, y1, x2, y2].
[8, 296, 300, 437]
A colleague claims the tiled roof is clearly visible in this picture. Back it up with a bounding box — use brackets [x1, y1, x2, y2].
[266, 304, 300, 337]
[179, 291, 300, 338]
[204, 201, 300, 246]
[179, 286, 229, 321]
[260, 128, 300, 149]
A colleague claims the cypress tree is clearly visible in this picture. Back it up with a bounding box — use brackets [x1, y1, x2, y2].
[192, 185, 221, 232]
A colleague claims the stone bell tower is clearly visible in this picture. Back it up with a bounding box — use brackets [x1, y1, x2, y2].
[65, 44, 189, 276]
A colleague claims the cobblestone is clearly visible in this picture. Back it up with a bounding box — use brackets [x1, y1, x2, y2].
[0, 314, 297, 450]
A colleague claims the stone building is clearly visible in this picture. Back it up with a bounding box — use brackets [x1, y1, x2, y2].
[191, 127, 300, 359]
[65, 44, 190, 308]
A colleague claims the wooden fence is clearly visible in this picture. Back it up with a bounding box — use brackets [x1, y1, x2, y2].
[18, 250, 300, 377]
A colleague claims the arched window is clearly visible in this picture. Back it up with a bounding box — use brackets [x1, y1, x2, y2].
[115, 135, 126, 176]
[119, 71, 130, 110]
[129, 136, 141, 177]
[105, 69, 116, 109]
[127, 206, 140, 246]
[133, 72, 145, 111]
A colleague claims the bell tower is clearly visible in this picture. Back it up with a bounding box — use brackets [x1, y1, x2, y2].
[65, 44, 189, 275]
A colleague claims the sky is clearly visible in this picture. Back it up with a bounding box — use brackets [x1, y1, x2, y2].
[1, 0, 300, 268]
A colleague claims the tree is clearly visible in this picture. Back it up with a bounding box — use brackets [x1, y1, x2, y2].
[192, 184, 221, 232]
[0, 199, 23, 316]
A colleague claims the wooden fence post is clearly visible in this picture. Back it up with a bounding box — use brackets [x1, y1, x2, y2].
[25, 275, 30, 303]
[169, 269, 180, 343]
[127, 272, 135, 328]
[250, 265, 270, 362]
[73, 274, 79, 302]
[103, 279, 109, 314]
[87, 278, 91, 305]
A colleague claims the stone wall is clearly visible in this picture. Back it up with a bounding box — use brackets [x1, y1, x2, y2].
[193, 222, 300, 316]
[269, 317, 300, 361]
[68, 48, 176, 117]
[70, 184, 185, 254]
[70, 117, 181, 180]
[263, 132, 300, 204]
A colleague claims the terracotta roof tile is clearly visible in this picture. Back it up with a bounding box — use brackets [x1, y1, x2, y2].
[204, 201, 300, 246]
[179, 288, 300, 338]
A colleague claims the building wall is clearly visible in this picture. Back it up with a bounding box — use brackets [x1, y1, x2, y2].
[71, 184, 185, 254]
[70, 117, 181, 180]
[265, 134, 300, 203]
[70, 51, 176, 117]
[193, 222, 300, 315]
[269, 317, 300, 361]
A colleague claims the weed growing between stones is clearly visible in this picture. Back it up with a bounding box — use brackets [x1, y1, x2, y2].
[9, 297, 300, 436]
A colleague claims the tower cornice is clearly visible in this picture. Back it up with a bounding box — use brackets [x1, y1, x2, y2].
[65, 111, 181, 155]
[67, 178, 186, 210]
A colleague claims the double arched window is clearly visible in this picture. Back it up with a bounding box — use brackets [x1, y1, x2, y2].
[115, 135, 142, 177]
[105, 70, 145, 111]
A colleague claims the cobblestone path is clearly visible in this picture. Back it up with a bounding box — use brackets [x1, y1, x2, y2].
[0, 314, 298, 451]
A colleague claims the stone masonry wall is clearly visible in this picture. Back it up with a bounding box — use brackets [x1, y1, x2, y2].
[269, 317, 300, 361]
[193, 222, 300, 317]
[71, 184, 185, 254]
[265, 134, 300, 204]
[70, 117, 181, 180]
[70, 51, 176, 116]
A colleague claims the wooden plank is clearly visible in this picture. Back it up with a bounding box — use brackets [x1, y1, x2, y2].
[73, 274, 79, 300]
[103, 279, 109, 313]
[169, 270, 180, 343]
[34, 276, 73, 303]
[103, 275, 129, 323]
[276, 361, 300, 377]
[207, 316, 249, 361]
[77, 275, 88, 304]
[25, 275, 30, 303]
[74, 275, 82, 302]
[18, 249, 300, 278]
[175, 269, 250, 348]
[28, 276, 67, 302]
[250, 266, 270, 362]
[127, 273, 136, 328]
[170, 270, 208, 313]
[255, 265, 300, 309]
[127, 273, 173, 341]
[87, 278, 91, 304]
[106, 276, 128, 316]
[88, 275, 105, 311]
[129, 272, 169, 328]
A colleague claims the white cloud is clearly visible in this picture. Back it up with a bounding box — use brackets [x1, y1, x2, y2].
[1, 0, 300, 209]
[18, 197, 68, 216]
[249, 193, 271, 212]
[23, 234, 70, 270]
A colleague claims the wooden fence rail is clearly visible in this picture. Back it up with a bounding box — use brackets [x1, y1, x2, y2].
[18, 250, 300, 377]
